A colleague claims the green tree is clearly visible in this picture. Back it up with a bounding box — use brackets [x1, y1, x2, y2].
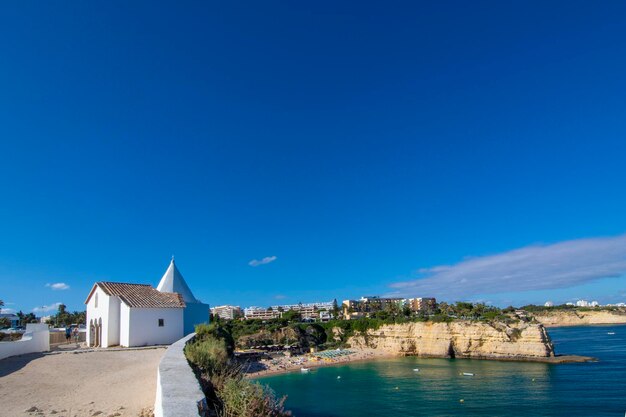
[332, 299, 340, 318]
[72, 310, 86, 325]
[23, 313, 37, 324]
[282, 309, 301, 323]
[437, 302, 451, 316]
[16, 311, 24, 326]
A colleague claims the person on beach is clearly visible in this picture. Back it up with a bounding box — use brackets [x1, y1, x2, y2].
[65, 326, 72, 344]
[72, 327, 80, 344]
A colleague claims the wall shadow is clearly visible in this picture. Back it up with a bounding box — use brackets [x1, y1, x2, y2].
[0, 352, 46, 378]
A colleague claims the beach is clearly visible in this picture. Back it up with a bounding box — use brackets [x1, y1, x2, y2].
[244, 347, 394, 377]
[0, 347, 165, 417]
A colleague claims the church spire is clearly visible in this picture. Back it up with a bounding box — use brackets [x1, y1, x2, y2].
[157, 258, 198, 303]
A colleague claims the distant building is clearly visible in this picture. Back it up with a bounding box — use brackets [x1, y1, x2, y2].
[244, 301, 335, 321]
[576, 300, 590, 307]
[319, 310, 332, 321]
[342, 296, 406, 316]
[273, 301, 334, 320]
[544, 301, 554, 307]
[211, 305, 243, 320]
[0, 313, 19, 327]
[407, 297, 437, 313]
[243, 307, 282, 320]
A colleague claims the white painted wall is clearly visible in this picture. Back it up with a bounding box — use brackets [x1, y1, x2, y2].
[0, 323, 50, 361]
[126, 308, 183, 347]
[107, 296, 121, 347]
[120, 303, 131, 347]
[86, 286, 112, 347]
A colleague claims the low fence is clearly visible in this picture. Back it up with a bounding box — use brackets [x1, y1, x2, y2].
[155, 333, 207, 417]
[0, 323, 50, 361]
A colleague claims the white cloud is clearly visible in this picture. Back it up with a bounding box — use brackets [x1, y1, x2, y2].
[46, 282, 70, 290]
[1, 308, 16, 314]
[390, 234, 626, 299]
[274, 294, 287, 300]
[33, 302, 62, 313]
[248, 256, 277, 267]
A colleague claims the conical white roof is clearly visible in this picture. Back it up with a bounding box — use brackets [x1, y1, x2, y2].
[157, 258, 198, 303]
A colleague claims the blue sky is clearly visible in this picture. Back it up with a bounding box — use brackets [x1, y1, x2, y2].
[2, 1, 626, 315]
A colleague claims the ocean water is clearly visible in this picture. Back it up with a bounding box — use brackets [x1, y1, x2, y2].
[260, 325, 626, 416]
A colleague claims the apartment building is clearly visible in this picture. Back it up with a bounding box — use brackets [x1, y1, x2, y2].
[243, 307, 282, 320]
[211, 305, 243, 320]
[407, 297, 437, 313]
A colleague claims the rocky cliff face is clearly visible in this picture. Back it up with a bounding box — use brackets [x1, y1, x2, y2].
[347, 321, 554, 359]
[532, 309, 626, 327]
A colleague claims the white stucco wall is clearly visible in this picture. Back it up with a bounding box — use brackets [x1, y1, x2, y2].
[107, 296, 121, 347]
[120, 303, 131, 347]
[0, 323, 50, 361]
[125, 308, 183, 347]
[86, 286, 112, 347]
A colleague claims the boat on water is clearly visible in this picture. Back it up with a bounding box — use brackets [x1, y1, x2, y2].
[462, 372, 475, 377]
[608, 332, 616, 335]
[301, 368, 310, 372]
[413, 368, 420, 372]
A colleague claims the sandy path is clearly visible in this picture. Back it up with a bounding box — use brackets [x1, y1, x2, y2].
[0, 348, 166, 417]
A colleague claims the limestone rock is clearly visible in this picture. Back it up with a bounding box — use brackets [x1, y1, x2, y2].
[532, 310, 626, 327]
[347, 321, 554, 359]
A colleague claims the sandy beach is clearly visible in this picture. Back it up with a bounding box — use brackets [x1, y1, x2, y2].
[243, 347, 394, 378]
[242, 348, 597, 379]
[0, 347, 165, 417]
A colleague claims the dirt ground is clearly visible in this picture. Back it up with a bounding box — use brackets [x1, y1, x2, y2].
[0, 347, 166, 417]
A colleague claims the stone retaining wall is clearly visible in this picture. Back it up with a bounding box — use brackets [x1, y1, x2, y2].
[154, 333, 207, 417]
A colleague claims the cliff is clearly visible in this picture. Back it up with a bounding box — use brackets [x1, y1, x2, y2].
[531, 309, 626, 327]
[347, 321, 555, 360]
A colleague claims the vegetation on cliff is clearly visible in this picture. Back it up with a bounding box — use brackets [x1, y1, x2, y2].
[185, 324, 291, 417]
[210, 302, 527, 351]
[521, 304, 626, 313]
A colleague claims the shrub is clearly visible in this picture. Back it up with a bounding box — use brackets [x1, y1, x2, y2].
[185, 336, 229, 375]
[218, 378, 291, 417]
[196, 323, 235, 356]
[185, 322, 292, 417]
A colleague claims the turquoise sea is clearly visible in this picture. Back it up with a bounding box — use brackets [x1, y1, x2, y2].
[260, 325, 626, 416]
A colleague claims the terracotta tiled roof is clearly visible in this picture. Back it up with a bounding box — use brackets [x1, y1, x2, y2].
[94, 282, 186, 308]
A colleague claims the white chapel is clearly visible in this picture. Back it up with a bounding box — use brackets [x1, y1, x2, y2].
[85, 259, 210, 348]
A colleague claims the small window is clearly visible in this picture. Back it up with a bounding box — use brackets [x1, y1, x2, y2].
[95, 293, 98, 308]
[158, 319, 164, 327]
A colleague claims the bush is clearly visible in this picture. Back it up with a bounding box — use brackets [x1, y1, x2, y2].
[431, 314, 453, 323]
[185, 322, 292, 417]
[196, 323, 235, 356]
[218, 378, 291, 417]
[185, 336, 229, 375]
